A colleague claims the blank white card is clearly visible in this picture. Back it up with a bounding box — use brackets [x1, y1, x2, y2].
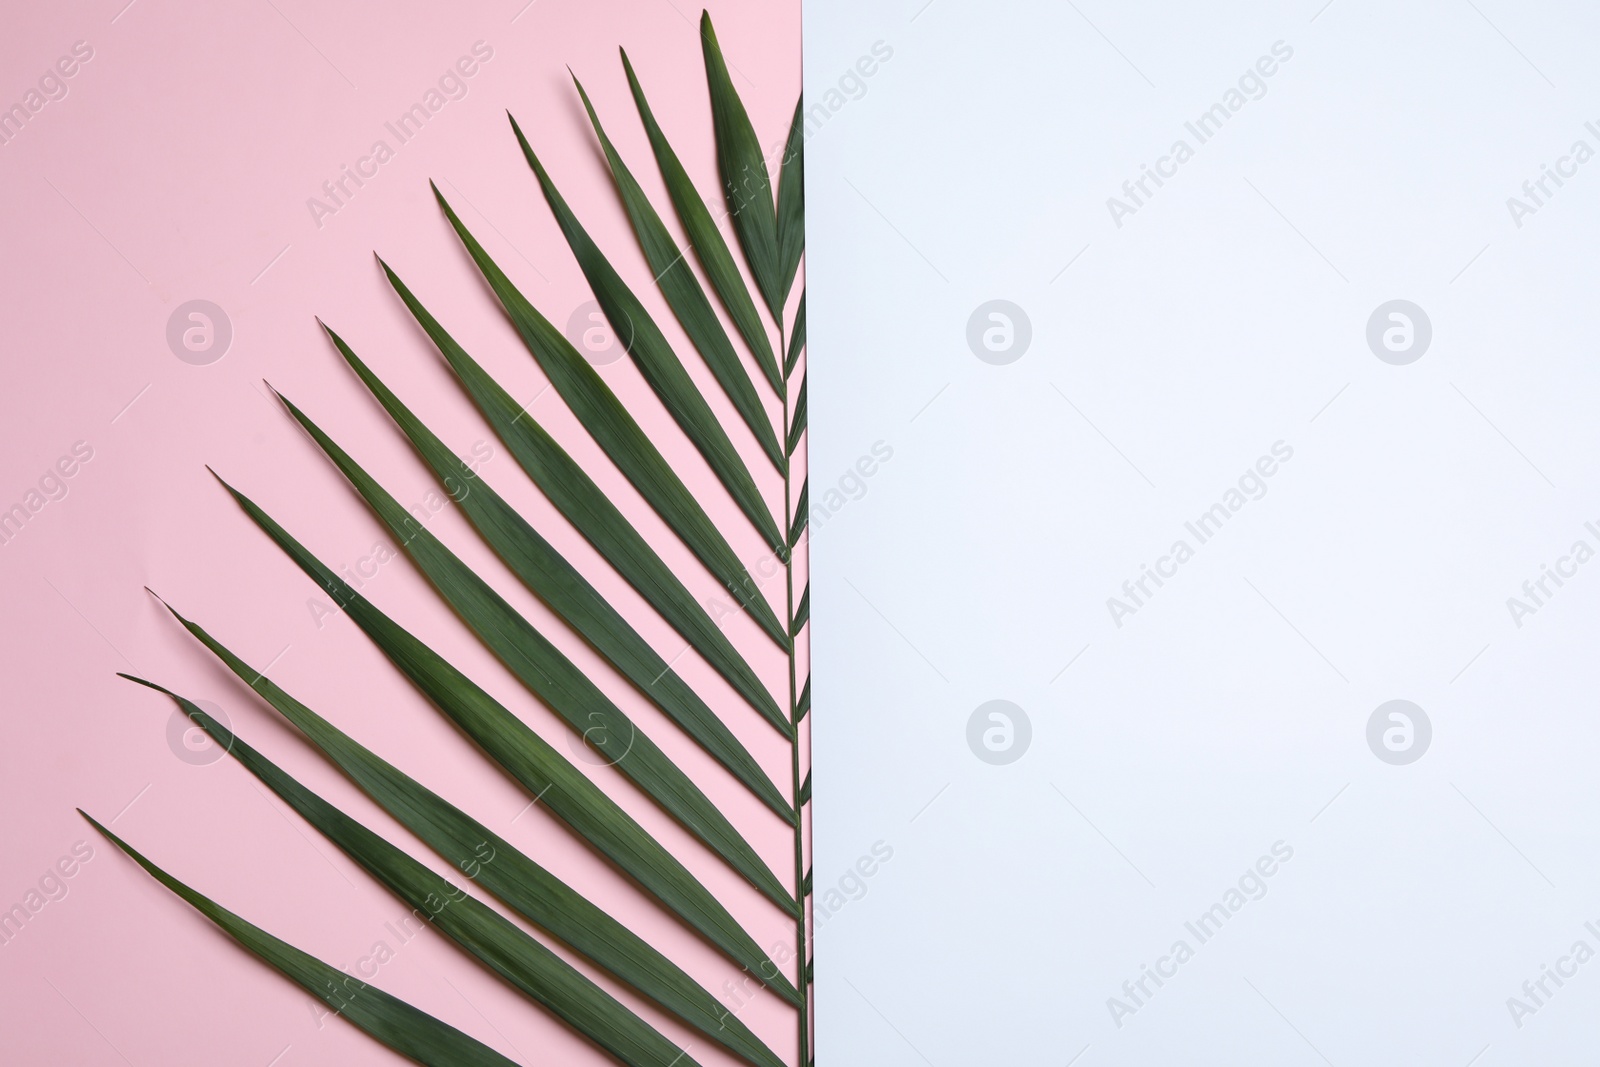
[806, 2, 1600, 1063]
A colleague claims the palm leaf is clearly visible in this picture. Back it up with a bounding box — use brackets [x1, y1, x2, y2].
[430, 185, 791, 649]
[699, 12, 783, 323]
[210, 473, 804, 1001]
[318, 326, 791, 819]
[143, 608, 786, 1067]
[120, 677, 703, 1067]
[79, 812, 521, 1067]
[97, 17, 814, 1065]
[785, 290, 805, 379]
[379, 261, 788, 733]
[787, 375, 807, 456]
[509, 112, 783, 555]
[776, 99, 805, 304]
[621, 49, 782, 394]
[570, 73, 783, 473]
[789, 481, 808, 547]
[269, 386, 792, 910]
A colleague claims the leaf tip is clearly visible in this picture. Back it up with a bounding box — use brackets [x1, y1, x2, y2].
[267, 387, 313, 433]
[506, 110, 530, 145]
[76, 807, 109, 838]
[116, 671, 169, 697]
[204, 465, 242, 502]
[266, 381, 305, 421]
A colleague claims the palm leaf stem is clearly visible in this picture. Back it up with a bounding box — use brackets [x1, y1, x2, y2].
[782, 324, 811, 1067]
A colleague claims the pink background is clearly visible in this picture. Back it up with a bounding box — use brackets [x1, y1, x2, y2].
[0, 1, 805, 1064]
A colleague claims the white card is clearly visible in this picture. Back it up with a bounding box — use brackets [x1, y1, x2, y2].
[806, 3, 1600, 1063]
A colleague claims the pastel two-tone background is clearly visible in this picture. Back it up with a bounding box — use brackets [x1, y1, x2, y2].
[0, 2, 801, 1065]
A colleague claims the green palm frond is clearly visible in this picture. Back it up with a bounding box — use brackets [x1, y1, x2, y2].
[377, 263, 789, 732]
[119, 677, 709, 1067]
[785, 290, 806, 378]
[572, 74, 784, 472]
[509, 114, 782, 553]
[265, 390, 791, 909]
[699, 13, 784, 322]
[212, 472, 803, 988]
[790, 480, 809, 547]
[80, 811, 522, 1067]
[776, 102, 806, 302]
[317, 327, 791, 819]
[138, 611, 784, 1067]
[622, 49, 783, 392]
[787, 375, 807, 456]
[98, 11, 814, 1065]
[430, 187, 791, 649]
